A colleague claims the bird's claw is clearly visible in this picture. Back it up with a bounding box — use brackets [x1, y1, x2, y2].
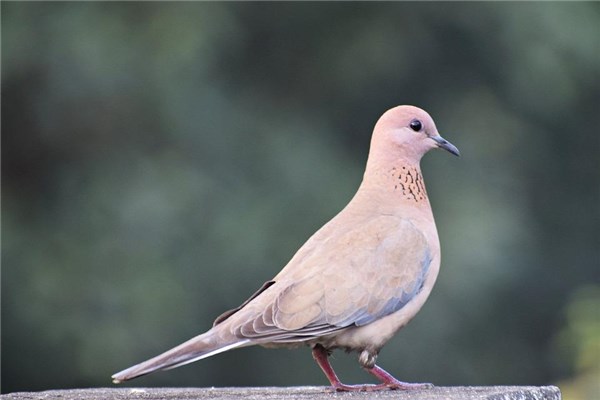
[329, 382, 433, 392]
[385, 381, 434, 390]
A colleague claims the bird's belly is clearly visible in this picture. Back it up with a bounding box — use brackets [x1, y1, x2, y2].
[318, 257, 440, 352]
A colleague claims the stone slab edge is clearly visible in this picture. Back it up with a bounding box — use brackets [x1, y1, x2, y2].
[1, 386, 561, 400]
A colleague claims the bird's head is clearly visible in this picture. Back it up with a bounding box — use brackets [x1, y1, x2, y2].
[369, 105, 459, 165]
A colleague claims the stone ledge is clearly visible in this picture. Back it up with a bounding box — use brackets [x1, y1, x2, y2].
[1, 386, 561, 400]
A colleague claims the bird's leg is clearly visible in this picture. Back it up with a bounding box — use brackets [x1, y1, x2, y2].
[364, 364, 433, 390]
[311, 345, 401, 392]
[312, 345, 346, 390]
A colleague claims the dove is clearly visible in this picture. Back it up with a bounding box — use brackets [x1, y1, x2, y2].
[112, 105, 459, 391]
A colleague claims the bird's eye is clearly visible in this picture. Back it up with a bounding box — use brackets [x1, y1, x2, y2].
[409, 119, 423, 132]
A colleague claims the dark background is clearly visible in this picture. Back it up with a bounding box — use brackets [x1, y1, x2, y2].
[2, 2, 599, 398]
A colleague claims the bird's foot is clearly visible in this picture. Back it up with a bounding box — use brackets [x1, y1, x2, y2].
[327, 383, 389, 392]
[365, 364, 433, 390]
[313, 345, 433, 392]
[382, 380, 434, 390]
[329, 381, 431, 392]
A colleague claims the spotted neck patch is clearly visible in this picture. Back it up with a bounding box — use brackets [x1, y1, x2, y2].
[390, 166, 428, 202]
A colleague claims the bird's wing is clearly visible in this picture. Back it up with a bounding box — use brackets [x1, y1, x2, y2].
[213, 280, 276, 327]
[219, 216, 432, 343]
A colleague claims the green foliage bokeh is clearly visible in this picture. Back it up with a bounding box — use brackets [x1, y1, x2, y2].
[2, 2, 599, 395]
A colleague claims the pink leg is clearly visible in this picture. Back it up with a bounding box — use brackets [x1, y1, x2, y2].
[366, 364, 433, 390]
[311, 345, 432, 392]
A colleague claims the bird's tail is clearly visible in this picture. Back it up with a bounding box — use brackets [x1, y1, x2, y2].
[111, 330, 250, 383]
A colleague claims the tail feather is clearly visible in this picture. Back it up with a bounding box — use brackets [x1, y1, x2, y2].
[111, 331, 250, 383]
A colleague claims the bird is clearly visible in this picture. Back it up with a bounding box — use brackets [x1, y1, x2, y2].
[112, 105, 460, 391]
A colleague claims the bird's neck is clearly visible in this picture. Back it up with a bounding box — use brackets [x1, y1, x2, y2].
[357, 159, 432, 212]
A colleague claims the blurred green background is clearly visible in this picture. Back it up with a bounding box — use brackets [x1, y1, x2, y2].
[2, 2, 599, 398]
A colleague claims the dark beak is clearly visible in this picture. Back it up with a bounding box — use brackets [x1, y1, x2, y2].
[431, 135, 460, 157]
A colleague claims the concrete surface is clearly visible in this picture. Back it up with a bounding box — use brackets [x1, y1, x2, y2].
[1, 386, 561, 400]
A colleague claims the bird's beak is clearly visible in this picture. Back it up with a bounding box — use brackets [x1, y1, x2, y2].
[430, 135, 460, 157]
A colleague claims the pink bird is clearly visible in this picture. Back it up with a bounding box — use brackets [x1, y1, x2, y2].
[112, 105, 459, 391]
